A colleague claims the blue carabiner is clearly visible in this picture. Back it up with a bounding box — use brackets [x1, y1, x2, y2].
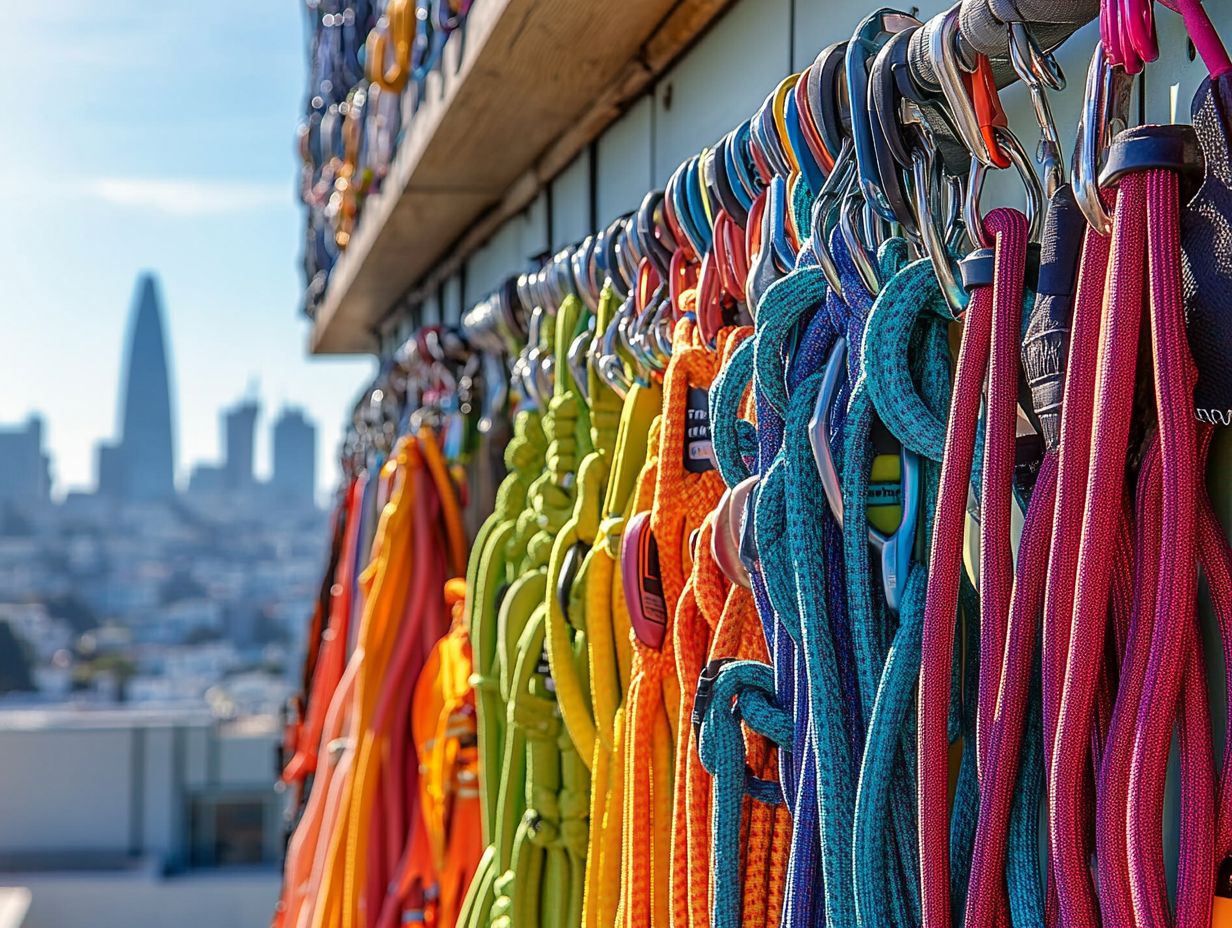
[846, 9, 920, 223]
[785, 88, 827, 197]
[683, 158, 714, 254]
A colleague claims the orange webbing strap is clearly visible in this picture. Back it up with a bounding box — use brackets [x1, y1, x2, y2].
[282, 480, 362, 788]
[671, 524, 718, 928]
[671, 514, 787, 928]
[281, 658, 359, 928]
[306, 463, 398, 928]
[318, 440, 420, 928]
[704, 571, 789, 928]
[370, 430, 471, 928]
[621, 319, 726, 928]
[668, 325, 754, 928]
[276, 482, 362, 928]
[405, 579, 482, 928]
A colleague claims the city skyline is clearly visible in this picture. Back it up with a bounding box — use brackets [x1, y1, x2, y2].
[0, 3, 373, 503]
[4, 272, 326, 503]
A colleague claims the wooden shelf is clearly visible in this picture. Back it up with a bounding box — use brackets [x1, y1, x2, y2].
[309, 0, 735, 354]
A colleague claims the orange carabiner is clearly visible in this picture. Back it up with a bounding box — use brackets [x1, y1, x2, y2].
[636, 256, 661, 315]
[965, 54, 1011, 169]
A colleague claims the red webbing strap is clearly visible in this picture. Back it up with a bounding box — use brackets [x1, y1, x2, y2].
[1050, 168, 1151, 927]
[1039, 188, 1122, 926]
[918, 207, 1027, 928]
[1051, 165, 1219, 928]
[1126, 167, 1215, 927]
[1040, 197, 1114, 784]
[963, 451, 1056, 927]
[974, 205, 1031, 928]
[1097, 432, 1165, 924]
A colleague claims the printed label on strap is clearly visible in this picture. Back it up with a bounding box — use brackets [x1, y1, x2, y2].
[684, 386, 717, 474]
[867, 483, 903, 506]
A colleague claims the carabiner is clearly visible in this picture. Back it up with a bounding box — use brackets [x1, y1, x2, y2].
[930, 8, 1010, 168]
[1072, 42, 1133, 234]
[911, 144, 967, 318]
[1009, 21, 1067, 197]
[810, 41, 852, 161]
[808, 338, 920, 611]
[838, 179, 881, 296]
[847, 8, 921, 222]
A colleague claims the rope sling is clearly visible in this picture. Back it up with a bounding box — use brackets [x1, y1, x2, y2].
[277, 4, 1232, 926]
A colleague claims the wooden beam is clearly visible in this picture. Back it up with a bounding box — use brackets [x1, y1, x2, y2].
[310, 0, 737, 355]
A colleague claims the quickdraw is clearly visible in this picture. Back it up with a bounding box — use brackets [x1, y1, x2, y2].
[280, 1, 1232, 926]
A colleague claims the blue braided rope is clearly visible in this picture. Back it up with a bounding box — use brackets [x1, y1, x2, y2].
[784, 369, 859, 928]
[697, 659, 794, 928]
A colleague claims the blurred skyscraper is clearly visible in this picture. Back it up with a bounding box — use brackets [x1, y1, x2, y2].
[0, 415, 51, 511]
[109, 273, 177, 500]
[271, 408, 316, 506]
[223, 398, 259, 490]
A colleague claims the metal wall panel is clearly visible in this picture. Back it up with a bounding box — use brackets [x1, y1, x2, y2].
[421, 291, 443, 327]
[595, 95, 655, 229]
[551, 151, 592, 251]
[442, 273, 464, 324]
[651, 0, 792, 184]
[465, 221, 526, 306]
[522, 191, 550, 261]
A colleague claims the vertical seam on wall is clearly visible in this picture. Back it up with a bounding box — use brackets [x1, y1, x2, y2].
[173, 725, 185, 871]
[588, 141, 599, 232]
[789, 0, 797, 71]
[208, 724, 219, 786]
[130, 726, 145, 858]
[650, 86, 658, 189]
[546, 180, 556, 252]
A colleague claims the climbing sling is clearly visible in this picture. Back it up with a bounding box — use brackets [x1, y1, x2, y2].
[278, 3, 1232, 926]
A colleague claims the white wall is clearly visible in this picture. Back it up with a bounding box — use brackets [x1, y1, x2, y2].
[0, 728, 134, 855]
[0, 715, 276, 861]
[13, 867, 277, 928]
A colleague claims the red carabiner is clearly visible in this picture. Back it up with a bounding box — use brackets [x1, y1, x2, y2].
[636, 256, 661, 315]
[713, 211, 748, 302]
[965, 54, 1011, 169]
[669, 248, 699, 319]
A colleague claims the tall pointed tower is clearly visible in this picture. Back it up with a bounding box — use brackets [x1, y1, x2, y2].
[118, 273, 176, 500]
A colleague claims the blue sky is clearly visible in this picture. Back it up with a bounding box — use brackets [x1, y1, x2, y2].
[0, 2, 374, 498]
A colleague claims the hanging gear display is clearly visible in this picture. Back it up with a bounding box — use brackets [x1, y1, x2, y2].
[280, 0, 1232, 925]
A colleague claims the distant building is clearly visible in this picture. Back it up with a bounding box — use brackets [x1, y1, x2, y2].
[271, 408, 316, 506]
[0, 707, 281, 927]
[0, 415, 51, 511]
[116, 273, 177, 501]
[223, 400, 259, 491]
[95, 441, 125, 500]
[187, 463, 227, 497]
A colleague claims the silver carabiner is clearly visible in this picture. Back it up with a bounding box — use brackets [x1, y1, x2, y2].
[964, 126, 1046, 248]
[1072, 42, 1133, 235]
[930, 7, 996, 167]
[1008, 21, 1067, 199]
[911, 143, 967, 319]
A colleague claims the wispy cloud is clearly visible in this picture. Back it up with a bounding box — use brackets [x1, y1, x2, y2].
[81, 178, 290, 217]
